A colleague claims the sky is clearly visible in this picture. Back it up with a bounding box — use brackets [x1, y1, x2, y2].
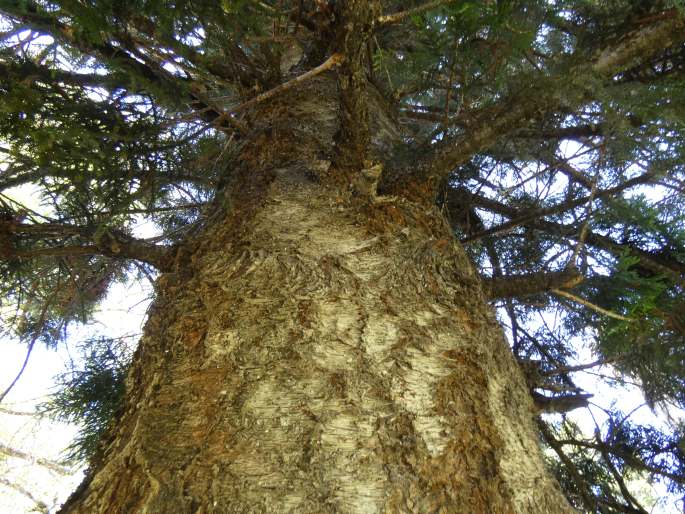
[0, 276, 153, 512]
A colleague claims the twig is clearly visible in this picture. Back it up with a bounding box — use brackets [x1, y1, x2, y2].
[542, 357, 616, 376]
[552, 289, 632, 321]
[0, 297, 52, 404]
[213, 53, 344, 120]
[188, 85, 248, 133]
[0, 443, 71, 475]
[0, 477, 49, 513]
[0, 406, 35, 416]
[568, 173, 599, 269]
[376, 0, 458, 26]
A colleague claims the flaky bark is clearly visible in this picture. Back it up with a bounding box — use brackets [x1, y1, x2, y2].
[60, 76, 571, 514]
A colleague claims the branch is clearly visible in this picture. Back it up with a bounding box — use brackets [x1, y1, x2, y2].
[541, 422, 653, 514]
[91, 230, 173, 270]
[542, 358, 616, 376]
[0, 406, 35, 416]
[482, 268, 584, 300]
[555, 439, 685, 486]
[0, 297, 50, 405]
[532, 392, 593, 414]
[461, 169, 659, 243]
[515, 123, 605, 142]
[406, 12, 685, 193]
[546, 158, 595, 190]
[1, 221, 173, 270]
[552, 289, 633, 321]
[592, 11, 685, 76]
[0, 58, 131, 91]
[538, 421, 600, 512]
[216, 53, 343, 116]
[460, 189, 685, 280]
[0, 477, 49, 513]
[0, 1, 178, 95]
[0, 442, 71, 475]
[376, 0, 457, 26]
[0, 0, 242, 134]
[594, 433, 650, 514]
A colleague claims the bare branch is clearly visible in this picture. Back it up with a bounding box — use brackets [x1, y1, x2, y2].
[376, 0, 458, 26]
[0, 298, 50, 404]
[0, 406, 35, 416]
[0, 442, 71, 475]
[216, 53, 343, 116]
[542, 358, 616, 376]
[552, 289, 633, 321]
[0, 477, 49, 513]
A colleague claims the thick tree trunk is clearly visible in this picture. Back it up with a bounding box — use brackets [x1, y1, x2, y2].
[60, 76, 572, 514]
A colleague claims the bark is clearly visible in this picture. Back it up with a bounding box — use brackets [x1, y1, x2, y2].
[59, 75, 572, 514]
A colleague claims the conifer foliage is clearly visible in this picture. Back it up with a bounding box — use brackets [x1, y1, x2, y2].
[0, 0, 684, 511]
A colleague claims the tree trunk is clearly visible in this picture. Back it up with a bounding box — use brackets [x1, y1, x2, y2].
[60, 76, 573, 514]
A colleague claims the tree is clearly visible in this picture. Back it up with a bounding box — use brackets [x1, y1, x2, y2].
[0, 0, 683, 512]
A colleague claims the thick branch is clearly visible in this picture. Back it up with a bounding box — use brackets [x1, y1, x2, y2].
[532, 392, 593, 414]
[483, 268, 583, 300]
[1, 221, 173, 270]
[515, 123, 605, 142]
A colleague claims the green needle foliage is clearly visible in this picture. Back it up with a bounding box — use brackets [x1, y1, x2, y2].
[0, 0, 684, 511]
[40, 336, 134, 463]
